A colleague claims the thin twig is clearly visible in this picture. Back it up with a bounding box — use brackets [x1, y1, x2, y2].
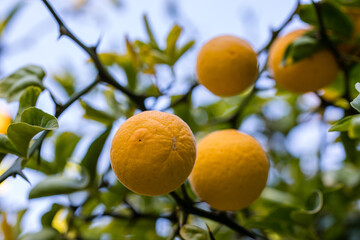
[55, 76, 101, 117]
[257, 0, 301, 54]
[41, 0, 147, 110]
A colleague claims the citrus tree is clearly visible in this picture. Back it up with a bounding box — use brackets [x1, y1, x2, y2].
[1, 0, 360, 239]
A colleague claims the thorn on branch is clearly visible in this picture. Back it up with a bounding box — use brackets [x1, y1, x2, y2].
[42, 0, 147, 111]
[59, 25, 67, 38]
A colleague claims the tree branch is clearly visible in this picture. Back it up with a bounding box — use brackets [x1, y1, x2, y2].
[81, 210, 176, 223]
[169, 192, 258, 239]
[41, 0, 147, 111]
[257, 0, 301, 54]
[311, 1, 351, 101]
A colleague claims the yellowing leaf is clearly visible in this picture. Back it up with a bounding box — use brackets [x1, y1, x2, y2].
[51, 209, 68, 234]
[1, 213, 14, 240]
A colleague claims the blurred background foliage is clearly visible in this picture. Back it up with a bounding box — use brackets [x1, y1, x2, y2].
[1, 0, 360, 239]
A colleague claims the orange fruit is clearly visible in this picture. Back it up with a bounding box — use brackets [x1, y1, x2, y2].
[110, 111, 196, 196]
[196, 35, 258, 97]
[189, 129, 269, 211]
[268, 29, 339, 93]
[0, 109, 11, 134]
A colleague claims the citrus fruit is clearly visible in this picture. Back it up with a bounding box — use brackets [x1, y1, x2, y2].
[268, 29, 339, 93]
[196, 35, 258, 97]
[0, 109, 11, 134]
[110, 111, 196, 196]
[189, 129, 269, 211]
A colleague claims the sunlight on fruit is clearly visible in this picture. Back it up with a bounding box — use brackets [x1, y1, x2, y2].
[0, 109, 11, 135]
[110, 111, 196, 196]
[190, 129, 269, 211]
[196, 35, 258, 97]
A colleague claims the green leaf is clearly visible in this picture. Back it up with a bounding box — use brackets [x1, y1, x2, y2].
[16, 86, 42, 122]
[96, 52, 138, 89]
[246, 206, 298, 236]
[306, 190, 324, 214]
[53, 72, 75, 97]
[329, 115, 354, 132]
[299, 2, 353, 38]
[282, 35, 323, 66]
[80, 100, 116, 126]
[29, 174, 89, 199]
[0, 3, 23, 35]
[0, 134, 21, 155]
[41, 204, 63, 227]
[260, 187, 298, 206]
[348, 64, 360, 99]
[335, 163, 360, 187]
[290, 190, 323, 226]
[97, 52, 123, 66]
[166, 25, 182, 63]
[53, 132, 81, 171]
[121, 59, 138, 90]
[351, 82, 360, 112]
[175, 40, 195, 62]
[14, 209, 27, 238]
[20, 227, 60, 240]
[81, 127, 112, 186]
[348, 115, 360, 138]
[0, 65, 45, 102]
[331, 0, 360, 7]
[180, 225, 210, 240]
[7, 107, 58, 157]
[25, 157, 55, 175]
[104, 89, 125, 117]
[143, 15, 159, 50]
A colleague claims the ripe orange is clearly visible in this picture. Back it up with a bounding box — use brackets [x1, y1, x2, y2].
[268, 29, 339, 93]
[0, 109, 11, 134]
[196, 35, 258, 97]
[189, 129, 269, 211]
[110, 111, 196, 196]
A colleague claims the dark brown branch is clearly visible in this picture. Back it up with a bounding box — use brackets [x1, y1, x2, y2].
[41, 0, 147, 111]
[169, 192, 258, 239]
[81, 210, 176, 223]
